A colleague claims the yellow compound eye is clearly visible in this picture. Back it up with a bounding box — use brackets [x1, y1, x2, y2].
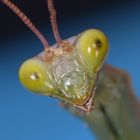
[19, 58, 53, 94]
[76, 29, 109, 72]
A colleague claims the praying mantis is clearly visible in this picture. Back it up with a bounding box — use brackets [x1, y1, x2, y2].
[1, 0, 109, 112]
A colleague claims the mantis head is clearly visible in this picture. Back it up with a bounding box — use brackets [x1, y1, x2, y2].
[2, 0, 109, 112]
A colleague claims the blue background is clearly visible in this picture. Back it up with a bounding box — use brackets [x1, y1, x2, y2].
[0, 0, 140, 140]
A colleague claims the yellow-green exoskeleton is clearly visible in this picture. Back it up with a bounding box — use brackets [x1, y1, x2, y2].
[19, 29, 109, 112]
[2, 0, 109, 112]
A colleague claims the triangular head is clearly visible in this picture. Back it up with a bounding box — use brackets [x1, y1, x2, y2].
[1, 0, 109, 112]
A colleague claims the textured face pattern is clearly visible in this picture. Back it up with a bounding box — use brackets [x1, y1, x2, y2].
[19, 29, 109, 106]
[51, 51, 93, 105]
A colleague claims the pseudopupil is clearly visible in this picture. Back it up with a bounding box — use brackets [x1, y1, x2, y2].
[95, 39, 102, 48]
[30, 72, 40, 80]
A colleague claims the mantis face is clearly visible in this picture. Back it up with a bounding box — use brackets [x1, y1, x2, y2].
[19, 29, 109, 111]
[2, 0, 109, 112]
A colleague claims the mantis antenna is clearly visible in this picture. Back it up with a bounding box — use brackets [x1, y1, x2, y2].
[47, 0, 62, 44]
[47, 0, 73, 52]
[1, 0, 50, 50]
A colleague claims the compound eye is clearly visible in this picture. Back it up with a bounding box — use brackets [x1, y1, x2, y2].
[19, 58, 53, 94]
[76, 29, 109, 72]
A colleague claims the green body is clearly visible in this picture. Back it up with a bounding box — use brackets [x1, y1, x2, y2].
[65, 65, 140, 140]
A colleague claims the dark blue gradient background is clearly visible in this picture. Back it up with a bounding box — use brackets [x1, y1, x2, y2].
[0, 0, 140, 140]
